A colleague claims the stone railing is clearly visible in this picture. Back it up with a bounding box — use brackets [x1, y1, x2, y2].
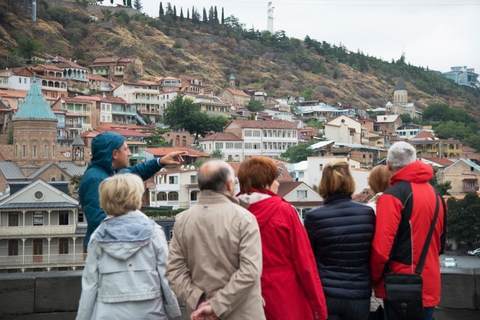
[1, 269, 480, 320]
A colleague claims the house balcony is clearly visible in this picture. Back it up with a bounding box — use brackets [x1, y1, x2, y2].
[114, 70, 124, 76]
[0, 253, 86, 268]
[139, 109, 161, 114]
[66, 123, 83, 129]
[57, 135, 66, 140]
[463, 187, 479, 193]
[0, 225, 77, 237]
[57, 122, 65, 129]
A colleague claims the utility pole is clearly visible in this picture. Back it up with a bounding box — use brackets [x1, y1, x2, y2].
[267, 2, 274, 33]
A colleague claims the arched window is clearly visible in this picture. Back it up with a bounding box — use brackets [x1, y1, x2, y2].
[157, 192, 167, 201]
[168, 192, 179, 201]
[51, 177, 55, 181]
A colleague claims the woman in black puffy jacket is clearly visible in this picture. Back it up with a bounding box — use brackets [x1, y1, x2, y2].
[305, 159, 375, 320]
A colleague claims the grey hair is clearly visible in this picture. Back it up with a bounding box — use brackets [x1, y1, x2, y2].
[197, 160, 235, 192]
[387, 142, 417, 170]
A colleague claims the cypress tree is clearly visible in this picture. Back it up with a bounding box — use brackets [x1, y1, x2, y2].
[202, 7, 207, 23]
[186, 8, 189, 20]
[159, 2, 164, 16]
[221, 7, 224, 24]
[180, 8, 183, 21]
[214, 6, 218, 24]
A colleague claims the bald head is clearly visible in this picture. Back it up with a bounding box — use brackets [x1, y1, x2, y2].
[198, 160, 235, 193]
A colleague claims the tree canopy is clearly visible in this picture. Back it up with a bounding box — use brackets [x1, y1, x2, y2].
[245, 99, 265, 112]
[281, 142, 315, 163]
[447, 193, 480, 245]
[163, 94, 228, 141]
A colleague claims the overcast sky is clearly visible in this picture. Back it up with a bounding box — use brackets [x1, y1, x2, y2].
[110, 0, 480, 74]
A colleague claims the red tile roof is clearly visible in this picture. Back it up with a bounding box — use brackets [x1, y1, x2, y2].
[227, 119, 297, 129]
[411, 130, 437, 140]
[58, 60, 89, 70]
[88, 74, 111, 82]
[277, 181, 304, 197]
[92, 57, 121, 64]
[422, 157, 455, 167]
[95, 126, 151, 137]
[225, 88, 250, 97]
[34, 64, 64, 71]
[145, 147, 210, 157]
[201, 132, 242, 141]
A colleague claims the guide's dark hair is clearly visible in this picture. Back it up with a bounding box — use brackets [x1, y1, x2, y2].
[197, 161, 233, 192]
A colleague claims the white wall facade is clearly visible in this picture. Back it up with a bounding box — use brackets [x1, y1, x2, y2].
[306, 156, 361, 188]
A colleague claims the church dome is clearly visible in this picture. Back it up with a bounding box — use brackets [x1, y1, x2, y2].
[13, 82, 57, 121]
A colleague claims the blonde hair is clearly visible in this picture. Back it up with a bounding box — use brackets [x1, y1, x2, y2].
[99, 173, 145, 217]
[368, 165, 391, 196]
[318, 159, 355, 199]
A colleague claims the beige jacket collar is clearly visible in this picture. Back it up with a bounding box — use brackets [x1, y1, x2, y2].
[198, 190, 249, 209]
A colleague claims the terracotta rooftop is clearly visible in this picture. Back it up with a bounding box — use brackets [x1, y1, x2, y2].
[201, 132, 242, 141]
[225, 88, 250, 97]
[88, 74, 111, 82]
[145, 147, 210, 158]
[411, 130, 437, 141]
[277, 181, 304, 198]
[422, 157, 455, 167]
[227, 119, 298, 129]
[353, 188, 374, 204]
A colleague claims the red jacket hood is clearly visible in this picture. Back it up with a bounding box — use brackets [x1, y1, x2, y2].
[390, 161, 433, 186]
[238, 189, 283, 228]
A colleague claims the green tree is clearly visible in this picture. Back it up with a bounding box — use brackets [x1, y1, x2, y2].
[16, 35, 43, 59]
[221, 7, 224, 24]
[133, 0, 142, 11]
[245, 99, 265, 112]
[202, 7, 207, 22]
[399, 113, 412, 124]
[159, 2, 163, 16]
[211, 149, 224, 159]
[300, 88, 315, 101]
[163, 95, 227, 141]
[422, 103, 450, 122]
[447, 193, 480, 244]
[70, 174, 83, 192]
[281, 143, 315, 163]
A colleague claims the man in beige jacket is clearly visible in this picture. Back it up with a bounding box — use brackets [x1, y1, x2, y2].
[166, 160, 265, 320]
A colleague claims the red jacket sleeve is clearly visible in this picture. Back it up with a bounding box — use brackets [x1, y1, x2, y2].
[370, 194, 403, 287]
[287, 204, 328, 320]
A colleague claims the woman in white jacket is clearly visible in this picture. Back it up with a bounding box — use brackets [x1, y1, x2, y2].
[76, 173, 181, 320]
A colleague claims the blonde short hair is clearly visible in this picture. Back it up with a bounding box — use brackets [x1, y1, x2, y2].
[99, 173, 145, 217]
[318, 159, 355, 199]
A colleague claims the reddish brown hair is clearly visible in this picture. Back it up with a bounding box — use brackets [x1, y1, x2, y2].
[368, 165, 391, 195]
[238, 156, 278, 194]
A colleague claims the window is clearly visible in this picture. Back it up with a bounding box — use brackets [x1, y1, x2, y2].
[33, 211, 44, 225]
[33, 145, 37, 157]
[245, 143, 252, 149]
[157, 192, 167, 201]
[78, 212, 84, 223]
[23, 145, 26, 158]
[253, 131, 260, 137]
[59, 238, 68, 254]
[319, 164, 323, 171]
[298, 171, 305, 178]
[297, 190, 308, 199]
[9, 212, 18, 226]
[169, 176, 178, 184]
[278, 167, 283, 177]
[253, 143, 260, 149]
[245, 130, 252, 137]
[44, 145, 47, 157]
[191, 191, 199, 201]
[52, 146, 55, 157]
[19, 78, 21, 83]
[8, 240, 18, 256]
[59, 211, 69, 225]
[168, 192, 179, 201]
[190, 175, 197, 184]
[215, 142, 223, 149]
[226, 143, 234, 149]
[235, 143, 242, 149]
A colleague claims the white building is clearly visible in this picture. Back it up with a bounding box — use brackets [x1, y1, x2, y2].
[263, 108, 294, 121]
[223, 119, 299, 160]
[149, 168, 200, 210]
[277, 181, 323, 220]
[305, 156, 361, 190]
[200, 133, 244, 162]
[0, 180, 85, 273]
[324, 115, 363, 145]
[113, 82, 161, 122]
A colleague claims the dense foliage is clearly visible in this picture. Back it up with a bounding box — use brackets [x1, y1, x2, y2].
[281, 142, 315, 163]
[447, 193, 480, 245]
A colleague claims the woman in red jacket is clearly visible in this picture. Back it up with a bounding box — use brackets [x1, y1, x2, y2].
[237, 156, 327, 320]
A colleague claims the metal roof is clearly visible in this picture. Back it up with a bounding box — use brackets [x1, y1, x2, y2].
[309, 140, 335, 150]
[20, 163, 40, 169]
[444, 158, 480, 173]
[0, 202, 78, 209]
[394, 78, 407, 91]
[13, 82, 57, 121]
[58, 162, 88, 176]
[27, 163, 55, 179]
[0, 162, 26, 179]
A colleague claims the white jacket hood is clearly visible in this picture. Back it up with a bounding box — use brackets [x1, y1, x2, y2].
[94, 210, 155, 261]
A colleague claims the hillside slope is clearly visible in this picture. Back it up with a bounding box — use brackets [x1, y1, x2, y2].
[1, 0, 479, 119]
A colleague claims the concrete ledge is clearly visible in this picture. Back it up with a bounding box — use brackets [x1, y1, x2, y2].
[1, 269, 479, 319]
[0, 273, 36, 315]
[439, 268, 477, 309]
[34, 271, 83, 313]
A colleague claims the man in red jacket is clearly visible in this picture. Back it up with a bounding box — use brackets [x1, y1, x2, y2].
[370, 142, 447, 320]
